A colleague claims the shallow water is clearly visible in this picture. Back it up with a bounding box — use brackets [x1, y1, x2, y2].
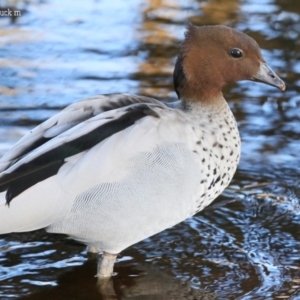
[0, 0, 300, 299]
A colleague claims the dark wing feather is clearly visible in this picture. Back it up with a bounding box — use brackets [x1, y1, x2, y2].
[0, 94, 161, 173]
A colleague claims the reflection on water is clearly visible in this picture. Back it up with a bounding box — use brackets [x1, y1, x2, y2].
[0, 0, 300, 299]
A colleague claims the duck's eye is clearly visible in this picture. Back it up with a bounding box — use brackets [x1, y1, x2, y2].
[230, 48, 243, 59]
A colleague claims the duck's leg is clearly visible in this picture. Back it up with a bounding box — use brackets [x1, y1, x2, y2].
[97, 252, 117, 278]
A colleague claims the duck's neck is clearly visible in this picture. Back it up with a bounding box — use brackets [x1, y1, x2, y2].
[180, 92, 229, 114]
[180, 94, 239, 148]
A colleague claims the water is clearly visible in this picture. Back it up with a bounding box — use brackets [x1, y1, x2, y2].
[0, 0, 300, 299]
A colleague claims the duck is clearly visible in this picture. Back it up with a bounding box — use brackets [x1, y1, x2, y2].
[0, 24, 285, 278]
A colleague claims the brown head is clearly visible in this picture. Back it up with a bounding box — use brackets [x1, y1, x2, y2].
[173, 24, 285, 103]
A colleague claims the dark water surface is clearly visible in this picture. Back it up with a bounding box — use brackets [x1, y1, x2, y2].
[0, 0, 300, 299]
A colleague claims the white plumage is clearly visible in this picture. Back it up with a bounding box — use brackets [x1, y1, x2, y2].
[0, 91, 240, 254]
[0, 94, 237, 240]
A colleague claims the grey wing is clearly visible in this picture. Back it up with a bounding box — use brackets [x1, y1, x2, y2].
[0, 96, 165, 206]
